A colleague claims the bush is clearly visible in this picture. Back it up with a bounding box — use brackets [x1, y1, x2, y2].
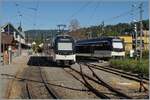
[142, 50, 149, 59]
[110, 59, 149, 77]
[125, 50, 149, 59]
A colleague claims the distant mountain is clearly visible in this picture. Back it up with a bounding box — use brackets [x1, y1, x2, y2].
[24, 29, 69, 42]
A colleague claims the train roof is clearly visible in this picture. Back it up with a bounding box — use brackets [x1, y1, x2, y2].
[76, 36, 122, 45]
[53, 35, 74, 43]
[55, 34, 72, 38]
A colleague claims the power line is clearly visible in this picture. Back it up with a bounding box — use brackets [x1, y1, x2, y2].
[99, 6, 140, 24]
[130, 2, 139, 23]
[32, 0, 39, 40]
[14, 2, 22, 26]
[14, 2, 39, 29]
[66, 1, 91, 24]
[87, 1, 100, 26]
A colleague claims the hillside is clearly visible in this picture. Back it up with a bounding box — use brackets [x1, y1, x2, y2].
[68, 19, 149, 40]
[24, 29, 69, 43]
[24, 19, 149, 42]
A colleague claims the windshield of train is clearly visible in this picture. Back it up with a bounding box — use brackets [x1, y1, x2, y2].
[112, 42, 123, 49]
[58, 42, 73, 50]
[112, 39, 123, 49]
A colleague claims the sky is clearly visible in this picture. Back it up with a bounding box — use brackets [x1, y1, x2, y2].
[1, 0, 149, 31]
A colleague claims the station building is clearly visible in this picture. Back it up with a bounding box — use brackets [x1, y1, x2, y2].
[119, 30, 149, 51]
[1, 23, 30, 64]
[1, 23, 28, 52]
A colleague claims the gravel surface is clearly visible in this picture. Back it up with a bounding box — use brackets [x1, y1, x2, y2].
[0, 52, 29, 99]
[20, 66, 53, 99]
[1, 54, 148, 99]
[42, 66, 98, 99]
[71, 63, 149, 99]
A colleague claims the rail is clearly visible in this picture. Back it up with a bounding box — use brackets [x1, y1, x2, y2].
[63, 67, 110, 99]
[38, 66, 60, 99]
[89, 63, 149, 84]
[65, 64, 132, 99]
[84, 63, 132, 99]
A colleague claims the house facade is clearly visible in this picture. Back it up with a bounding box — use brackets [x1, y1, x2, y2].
[1, 23, 29, 53]
[119, 30, 149, 51]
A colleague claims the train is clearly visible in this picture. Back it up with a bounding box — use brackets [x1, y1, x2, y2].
[75, 36, 125, 60]
[51, 35, 76, 65]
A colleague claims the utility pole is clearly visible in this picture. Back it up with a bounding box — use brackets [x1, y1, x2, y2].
[57, 25, 61, 35]
[18, 21, 22, 56]
[134, 23, 138, 57]
[139, 2, 143, 61]
[88, 31, 92, 39]
[0, 26, 1, 65]
[131, 4, 138, 59]
[101, 21, 104, 36]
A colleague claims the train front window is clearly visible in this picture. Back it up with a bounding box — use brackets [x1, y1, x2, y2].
[112, 42, 123, 49]
[58, 42, 73, 51]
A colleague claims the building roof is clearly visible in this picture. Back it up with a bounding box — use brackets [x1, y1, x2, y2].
[1, 22, 24, 38]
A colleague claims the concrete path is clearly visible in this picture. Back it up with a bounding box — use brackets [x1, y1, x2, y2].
[0, 50, 29, 98]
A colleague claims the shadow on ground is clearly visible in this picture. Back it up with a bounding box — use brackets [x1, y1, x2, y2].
[27, 56, 69, 68]
[76, 58, 99, 64]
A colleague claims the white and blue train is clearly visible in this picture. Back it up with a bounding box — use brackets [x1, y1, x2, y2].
[75, 36, 125, 60]
[51, 35, 76, 65]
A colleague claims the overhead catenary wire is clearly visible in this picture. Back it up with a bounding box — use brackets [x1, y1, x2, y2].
[101, 2, 146, 25]
[65, 1, 91, 25]
[130, 2, 139, 23]
[87, 1, 100, 27]
[14, 2, 22, 26]
[66, 1, 143, 29]
[33, 0, 39, 40]
[100, 5, 141, 25]
[14, 1, 39, 29]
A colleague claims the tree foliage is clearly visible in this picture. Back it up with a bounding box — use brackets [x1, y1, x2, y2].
[69, 19, 80, 31]
[68, 19, 149, 40]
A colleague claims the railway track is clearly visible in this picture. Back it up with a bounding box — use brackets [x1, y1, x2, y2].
[63, 68, 110, 99]
[25, 56, 60, 99]
[83, 64, 133, 98]
[64, 64, 133, 99]
[3, 55, 148, 99]
[38, 66, 60, 99]
[3, 66, 60, 99]
[88, 63, 149, 84]
[2, 70, 23, 98]
[23, 67, 60, 99]
[25, 82, 32, 99]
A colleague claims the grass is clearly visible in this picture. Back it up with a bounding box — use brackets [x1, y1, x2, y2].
[110, 58, 149, 77]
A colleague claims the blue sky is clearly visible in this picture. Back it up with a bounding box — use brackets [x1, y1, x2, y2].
[1, 0, 149, 31]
